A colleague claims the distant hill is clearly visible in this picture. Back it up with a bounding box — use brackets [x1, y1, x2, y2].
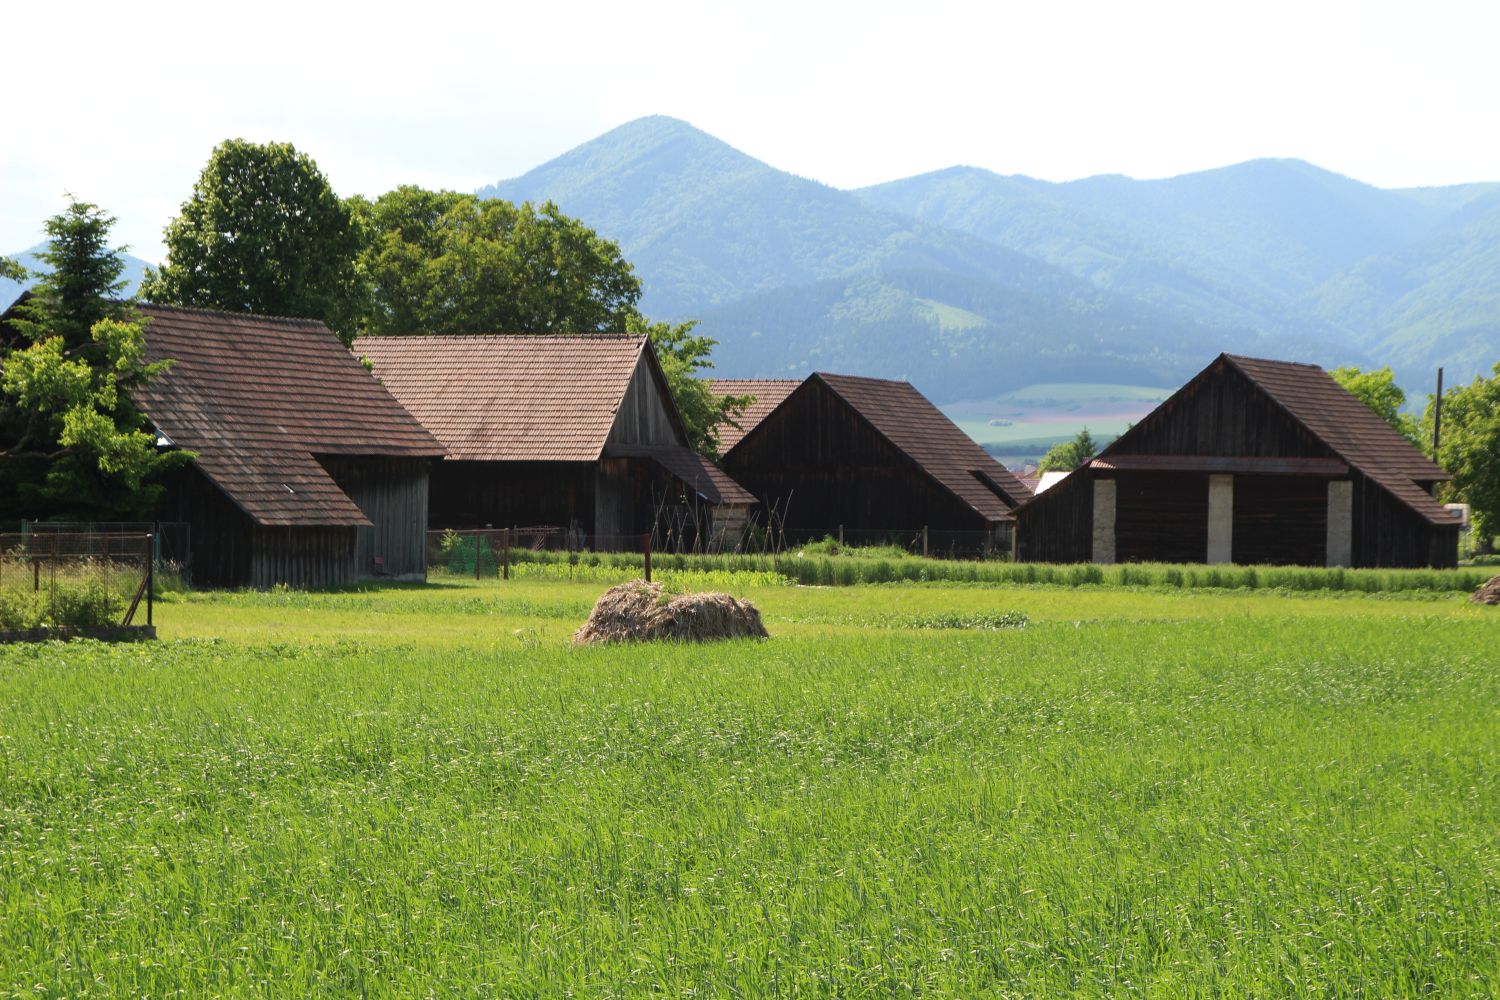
[1, 243, 152, 310]
[483, 117, 1468, 401]
[1307, 189, 1500, 388]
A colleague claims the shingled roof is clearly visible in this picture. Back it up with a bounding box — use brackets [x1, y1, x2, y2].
[353, 334, 664, 462]
[811, 373, 1031, 520]
[1225, 354, 1451, 523]
[710, 379, 801, 451]
[132, 304, 443, 528]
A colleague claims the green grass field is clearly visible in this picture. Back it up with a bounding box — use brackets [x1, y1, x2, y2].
[2, 575, 1498, 996]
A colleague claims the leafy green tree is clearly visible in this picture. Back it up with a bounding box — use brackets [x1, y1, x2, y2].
[1427, 363, 1500, 547]
[1, 201, 189, 519]
[351, 186, 641, 335]
[1038, 427, 1098, 473]
[140, 139, 362, 339]
[1330, 365, 1422, 447]
[0, 256, 26, 283]
[624, 315, 748, 457]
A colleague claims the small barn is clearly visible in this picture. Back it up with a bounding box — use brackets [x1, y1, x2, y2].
[1014, 353, 1458, 568]
[134, 305, 445, 587]
[354, 335, 756, 548]
[716, 373, 1031, 548]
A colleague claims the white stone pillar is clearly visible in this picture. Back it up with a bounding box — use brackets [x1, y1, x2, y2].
[1326, 479, 1353, 567]
[1092, 478, 1117, 564]
[1206, 474, 1234, 564]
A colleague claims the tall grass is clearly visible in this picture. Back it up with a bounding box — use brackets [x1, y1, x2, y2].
[481, 548, 1494, 594]
[1, 590, 1496, 995]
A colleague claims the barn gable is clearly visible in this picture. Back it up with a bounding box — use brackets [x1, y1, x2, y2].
[1014, 353, 1458, 568]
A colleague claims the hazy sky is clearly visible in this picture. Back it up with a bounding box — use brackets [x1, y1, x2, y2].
[5, 0, 1498, 261]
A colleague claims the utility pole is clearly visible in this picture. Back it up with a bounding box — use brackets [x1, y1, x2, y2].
[1432, 367, 1444, 455]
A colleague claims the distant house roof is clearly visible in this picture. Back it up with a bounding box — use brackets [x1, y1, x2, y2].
[731, 372, 1028, 521]
[710, 379, 801, 451]
[1034, 470, 1070, 493]
[354, 334, 679, 462]
[129, 304, 443, 528]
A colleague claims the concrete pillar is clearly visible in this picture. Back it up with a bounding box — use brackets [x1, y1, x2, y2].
[1206, 474, 1234, 564]
[1091, 478, 1116, 564]
[1326, 479, 1353, 567]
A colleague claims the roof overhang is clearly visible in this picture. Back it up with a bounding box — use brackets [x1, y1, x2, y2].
[1089, 455, 1350, 476]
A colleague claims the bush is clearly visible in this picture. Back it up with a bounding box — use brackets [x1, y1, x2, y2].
[43, 579, 124, 629]
[0, 589, 44, 630]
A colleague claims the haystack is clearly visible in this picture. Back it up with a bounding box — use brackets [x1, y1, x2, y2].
[574, 580, 769, 644]
[1472, 574, 1500, 606]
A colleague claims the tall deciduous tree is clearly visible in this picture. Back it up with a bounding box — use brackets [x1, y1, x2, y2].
[1427, 363, 1500, 546]
[0, 256, 25, 283]
[1, 201, 188, 519]
[1330, 365, 1422, 447]
[1038, 428, 1098, 473]
[351, 186, 641, 335]
[140, 139, 362, 339]
[624, 315, 748, 458]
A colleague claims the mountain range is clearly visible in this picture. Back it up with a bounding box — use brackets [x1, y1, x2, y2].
[482, 116, 1499, 402]
[0, 244, 151, 311]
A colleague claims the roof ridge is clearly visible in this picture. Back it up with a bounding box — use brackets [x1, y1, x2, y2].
[353, 332, 645, 342]
[133, 300, 331, 327]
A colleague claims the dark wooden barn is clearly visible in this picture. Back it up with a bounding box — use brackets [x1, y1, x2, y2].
[354, 335, 756, 548]
[132, 305, 445, 587]
[1014, 353, 1459, 568]
[715, 373, 1032, 547]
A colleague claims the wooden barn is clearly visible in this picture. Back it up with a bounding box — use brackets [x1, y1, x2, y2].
[133, 305, 446, 587]
[714, 373, 1032, 547]
[354, 335, 756, 548]
[1014, 353, 1459, 568]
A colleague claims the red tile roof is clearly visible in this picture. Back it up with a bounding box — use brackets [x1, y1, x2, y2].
[813, 373, 1032, 521]
[710, 379, 801, 451]
[353, 335, 653, 461]
[134, 305, 443, 527]
[1224, 355, 1452, 524]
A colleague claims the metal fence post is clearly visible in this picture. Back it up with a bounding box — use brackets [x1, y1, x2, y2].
[474, 531, 482, 580]
[502, 528, 511, 581]
[146, 533, 154, 628]
[922, 526, 929, 558]
[643, 533, 652, 583]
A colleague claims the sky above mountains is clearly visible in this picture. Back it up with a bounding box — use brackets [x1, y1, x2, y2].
[5, 0, 1499, 260]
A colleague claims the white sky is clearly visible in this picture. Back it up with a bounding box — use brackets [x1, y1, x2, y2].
[4, 0, 1498, 262]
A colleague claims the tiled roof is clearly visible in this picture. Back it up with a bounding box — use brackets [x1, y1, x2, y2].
[710, 379, 801, 451]
[134, 304, 443, 527]
[814, 373, 1033, 521]
[1224, 355, 1452, 524]
[353, 335, 650, 461]
[604, 444, 757, 505]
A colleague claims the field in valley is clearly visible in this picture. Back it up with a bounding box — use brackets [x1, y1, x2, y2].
[2, 569, 1497, 996]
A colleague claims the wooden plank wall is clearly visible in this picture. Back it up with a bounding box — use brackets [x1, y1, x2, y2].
[1231, 475, 1327, 566]
[1351, 474, 1459, 568]
[321, 456, 431, 579]
[248, 526, 358, 589]
[1113, 472, 1209, 564]
[1015, 473, 1093, 563]
[156, 465, 254, 587]
[429, 461, 595, 533]
[606, 358, 684, 448]
[724, 381, 994, 532]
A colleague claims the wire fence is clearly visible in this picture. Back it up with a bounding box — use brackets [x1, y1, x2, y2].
[0, 531, 156, 635]
[426, 523, 1015, 578]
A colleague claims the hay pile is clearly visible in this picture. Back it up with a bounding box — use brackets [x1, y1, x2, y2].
[574, 580, 769, 645]
[1472, 574, 1500, 605]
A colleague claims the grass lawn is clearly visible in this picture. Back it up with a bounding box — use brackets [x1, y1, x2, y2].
[2, 576, 1497, 996]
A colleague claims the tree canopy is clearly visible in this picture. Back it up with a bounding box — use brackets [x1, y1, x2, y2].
[1329, 365, 1422, 447]
[140, 139, 363, 338]
[351, 186, 642, 336]
[1428, 363, 1500, 546]
[1038, 428, 1098, 473]
[1, 201, 188, 520]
